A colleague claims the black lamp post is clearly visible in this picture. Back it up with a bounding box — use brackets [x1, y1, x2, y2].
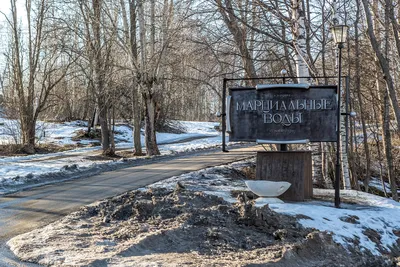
[280, 69, 288, 152]
[331, 24, 348, 208]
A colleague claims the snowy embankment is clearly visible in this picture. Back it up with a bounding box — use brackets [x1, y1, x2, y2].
[7, 159, 400, 266]
[0, 119, 226, 194]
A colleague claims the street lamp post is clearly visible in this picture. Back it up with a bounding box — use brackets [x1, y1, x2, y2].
[331, 24, 348, 208]
[280, 69, 288, 152]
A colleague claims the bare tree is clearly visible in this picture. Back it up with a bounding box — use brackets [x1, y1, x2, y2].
[78, 0, 119, 155]
[361, 0, 400, 133]
[119, 0, 143, 155]
[1, 0, 72, 152]
[353, 0, 371, 192]
[215, 0, 257, 82]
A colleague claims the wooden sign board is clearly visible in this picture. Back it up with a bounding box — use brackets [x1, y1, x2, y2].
[227, 85, 338, 142]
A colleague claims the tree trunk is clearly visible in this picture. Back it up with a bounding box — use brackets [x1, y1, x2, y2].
[382, 0, 398, 201]
[291, 0, 309, 84]
[128, 0, 143, 156]
[312, 143, 327, 188]
[132, 83, 143, 155]
[21, 117, 36, 153]
[354, 0, 371, 192]
[108, 107, 116, 155]
[291, 0, 326, 188]
[371, 102, 387, 197]
[98, 104, 111, 154]
[321, 142, 333, 188]
[138, 0, 146, 68]
[91, 0, 114, 154]
[382, 94, 398, 201]
[216, 0, 257, 81]
[340, 84, 351, 189]
[143, 91, 160, 156]
[93, 109, 99, 128]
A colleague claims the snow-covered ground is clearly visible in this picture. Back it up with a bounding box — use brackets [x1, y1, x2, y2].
[0, 119, 226, 194]
[0, 119, 219, 147]
[274, 190, 400, 255]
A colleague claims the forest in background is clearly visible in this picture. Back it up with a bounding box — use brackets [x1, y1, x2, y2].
[0, 0, 398, 200]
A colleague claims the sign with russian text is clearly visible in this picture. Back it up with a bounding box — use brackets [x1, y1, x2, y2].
[227, 85, 338, 142]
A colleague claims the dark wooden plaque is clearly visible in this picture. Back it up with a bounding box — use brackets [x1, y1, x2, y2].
[256, 151, 313, 201]
[227, 85, 337, 142]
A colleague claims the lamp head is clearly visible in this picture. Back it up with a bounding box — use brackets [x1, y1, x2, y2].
[331, 25, 349, 45]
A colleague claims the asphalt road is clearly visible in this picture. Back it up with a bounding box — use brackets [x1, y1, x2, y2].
[0, 146, 258, 266]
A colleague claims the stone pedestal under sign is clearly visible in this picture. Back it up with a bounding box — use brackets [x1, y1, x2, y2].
[256, 151, 313, 201]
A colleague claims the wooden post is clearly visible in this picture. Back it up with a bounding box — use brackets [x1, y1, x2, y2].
[256, 151, 313, 201]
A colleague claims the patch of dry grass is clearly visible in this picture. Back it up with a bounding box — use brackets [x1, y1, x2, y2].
[71, 129, 101, 141]
[0, 143, 79, 157]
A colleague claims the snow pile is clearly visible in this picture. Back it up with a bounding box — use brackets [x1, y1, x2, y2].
[148, 162, 400, 257]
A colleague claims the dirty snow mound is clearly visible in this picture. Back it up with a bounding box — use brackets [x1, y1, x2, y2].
[8, 187, 394, 266]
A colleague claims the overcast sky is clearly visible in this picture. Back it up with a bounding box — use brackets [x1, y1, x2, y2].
[0, 0, 12, 16]
[0, 1, 27, 60]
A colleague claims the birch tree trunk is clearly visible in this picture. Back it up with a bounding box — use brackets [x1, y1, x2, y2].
[292, 0, 328, 188]
[340, 84, 351, 189]
[291, 0, 309, 84]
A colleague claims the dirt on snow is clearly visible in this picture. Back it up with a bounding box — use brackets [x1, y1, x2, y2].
[8, 183, 395, 267]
